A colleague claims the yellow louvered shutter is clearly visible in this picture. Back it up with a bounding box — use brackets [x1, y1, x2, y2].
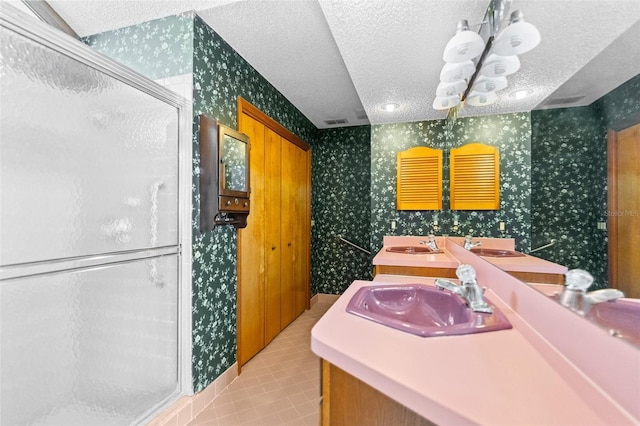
[397, 146, 443, 210]
[450, 143, 500, 210]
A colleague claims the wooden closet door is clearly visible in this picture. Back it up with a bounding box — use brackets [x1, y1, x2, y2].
[236, 97, 311, 366]
[264, 128, 282, 343]
[293, 146, 310, 316]
[280, 139, 296, 328]
[237, 113, 266, 365]
[280, 139, 309, 327]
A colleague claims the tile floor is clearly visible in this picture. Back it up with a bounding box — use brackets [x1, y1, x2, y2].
[188, 300, 335, 426]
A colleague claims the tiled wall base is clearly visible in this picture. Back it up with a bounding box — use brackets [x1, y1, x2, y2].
[146, 363, 238, 426]
[311, 293, 341, 306]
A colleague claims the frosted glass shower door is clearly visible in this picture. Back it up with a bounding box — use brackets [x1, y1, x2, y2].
[0, 26, 179, 265]
[1, 5, 187, 425]
[1, 258, 179, 425]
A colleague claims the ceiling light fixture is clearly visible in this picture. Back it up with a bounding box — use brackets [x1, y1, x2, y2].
[439, 61, 476, 82]
[479, 53, 520, 77]
[442, 20, 485, 63]
[471, 76, 508, 93]
[433, 95, 461, 110]
[382, 103, 399, 112]
[436, 80, 467, 97]
[510, 89, 533, 100]
[466, 91, 498, 107]
[492, 10, 541, 56]
[433, 0, 540, 112]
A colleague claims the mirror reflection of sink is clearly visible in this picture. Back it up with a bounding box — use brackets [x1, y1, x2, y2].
[346, 284, 512, 337]
[470, 248, 526, 258]
[385, 246, 434, 254]
[585, 299, 640, 348]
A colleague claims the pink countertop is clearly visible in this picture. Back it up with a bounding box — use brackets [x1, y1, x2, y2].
[374, 236, 567, 275]
[372, 236, 458, 268]
[311, 242, 640, 424]
[312, 278, 635, 424]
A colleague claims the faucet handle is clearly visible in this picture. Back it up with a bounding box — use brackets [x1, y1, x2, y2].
[564, 269, 593, 291]
[456, 264, 476, 282]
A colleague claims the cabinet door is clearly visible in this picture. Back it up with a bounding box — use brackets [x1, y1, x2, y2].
[264, 128, 282, 343]
[237, 113, 266, 365]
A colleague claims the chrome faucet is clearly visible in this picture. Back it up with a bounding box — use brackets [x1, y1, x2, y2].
[435, 264, 493, 314]
[558, 269, 624, 316]
[464, 235, 481, 250]
[419, 234, 440, 252]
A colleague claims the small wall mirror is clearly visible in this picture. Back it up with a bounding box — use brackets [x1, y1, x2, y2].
[220, 128, 249, 194]
[199, 115, 251, 231]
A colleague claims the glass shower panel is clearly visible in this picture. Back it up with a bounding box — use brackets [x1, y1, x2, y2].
[0, 256, 179, 425]
[0, 27, 180, 266]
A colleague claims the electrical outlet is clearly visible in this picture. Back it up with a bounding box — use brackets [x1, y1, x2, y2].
[499, 222, 505, 231]
[391, 220, 397, 231]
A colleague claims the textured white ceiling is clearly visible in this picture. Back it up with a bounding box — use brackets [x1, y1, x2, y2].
[43, 0, 640, 129]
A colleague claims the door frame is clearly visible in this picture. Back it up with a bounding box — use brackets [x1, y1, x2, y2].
[606, 113, 640, 289]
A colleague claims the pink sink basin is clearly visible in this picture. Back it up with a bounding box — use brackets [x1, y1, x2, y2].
[346, 284, 512, 337]
[471, 248, 526, 258]
[585, 299, 640, 348]
[386, 246, 434, 254]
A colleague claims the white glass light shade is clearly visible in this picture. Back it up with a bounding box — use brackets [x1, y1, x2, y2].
[433, 95, 460, 110]
[436, 80, 467, 97]
[471, 76, 508, 93]
[480, 54, 520, 77]
[466, 91, 498, 106]
[493, 19, 541, 56]
[443, 30, 485, 63]
[439, 61, 475, 83]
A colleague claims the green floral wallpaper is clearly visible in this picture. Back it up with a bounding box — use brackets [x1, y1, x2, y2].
[531, 73, 640, 289]
[191, 15, 315, 392]
[311, 126, 372, 295]
[531, 106, 606, 286]
[595, 73, 640, 128]
[85, 13, 316, 393]
[83, 14, 193, 80]
[370, 113, 532, 254]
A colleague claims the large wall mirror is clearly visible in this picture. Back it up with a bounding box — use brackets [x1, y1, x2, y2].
[199, 115, 250, 230]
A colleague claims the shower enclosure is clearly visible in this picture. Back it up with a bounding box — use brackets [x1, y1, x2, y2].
[0, 4, 191, 424]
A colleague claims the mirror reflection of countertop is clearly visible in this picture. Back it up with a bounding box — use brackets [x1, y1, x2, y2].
[478, 252, 568, 274]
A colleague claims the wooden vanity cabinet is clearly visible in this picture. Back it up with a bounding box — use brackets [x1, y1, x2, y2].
[321, 360, 435, 426]
[373, 264, 457, 279]
[507, 271, 564, 285]
[374, 265, 562, 284]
